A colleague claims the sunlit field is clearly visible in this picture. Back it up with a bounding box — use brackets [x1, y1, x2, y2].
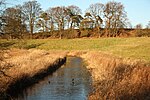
[1, 37, 150, 62]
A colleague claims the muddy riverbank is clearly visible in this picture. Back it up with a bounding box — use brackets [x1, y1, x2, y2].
[0, 49, 66, 99]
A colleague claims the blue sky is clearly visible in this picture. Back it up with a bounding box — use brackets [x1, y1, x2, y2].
[7, 0, 150, 28]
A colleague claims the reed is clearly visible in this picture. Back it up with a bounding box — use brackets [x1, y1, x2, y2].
[81, 52, 150, 100]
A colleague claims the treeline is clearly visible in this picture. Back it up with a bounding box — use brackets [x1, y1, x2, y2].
[0, 0, 150, 39]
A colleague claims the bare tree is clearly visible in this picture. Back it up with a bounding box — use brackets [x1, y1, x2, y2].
[0, 0, 6, 34]
[135, 23, 143, 36]
[0, 0, 6, 14]
[46, 7, 55, 33]
[22, 0, 42, 38]
[135, 24, 142, 29]
[86, 3, 104, 36]
[86, 3, 104, 27]
[104, 1, 128, 37]
[3, 7, 27, 39]
[146, 21, 150, 29]
[67, 5, 82, 16]
[145, 21, 150, 37]
[51, 6, 67, 38]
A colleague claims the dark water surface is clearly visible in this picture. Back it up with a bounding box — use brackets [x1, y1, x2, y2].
[13, 57, 92, 100]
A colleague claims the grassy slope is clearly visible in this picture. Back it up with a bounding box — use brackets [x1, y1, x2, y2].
[0, 37, 150, 62]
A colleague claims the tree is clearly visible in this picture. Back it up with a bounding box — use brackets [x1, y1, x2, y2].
[37, 12, 50, 32]
[51, 6, 67, 38]
[146, 21, 150, 29]
[67, 5, 82, 16]
[86, 3, 104, 36]
[80, 12, 94, 29]
[0, 0, 6, 34]
[135, 24, 142, 36]
[135, 24, 142, 29]
[86, 3, 104, 28]
[104, 1, 128, 37]
[46, 7, 55, 33]
[36, 18, 45, 32]
[84, 12, 92, 18]
[66, 5, 82, 29]
[0, 0, 6, 14]
[145, 21, 150, 37]
[22, 0, 42, 38]
[3, 7, 27, 39]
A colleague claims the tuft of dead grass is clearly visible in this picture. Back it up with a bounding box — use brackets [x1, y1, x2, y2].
[81, 51, 150, 100]
[0, 49, 66, 99]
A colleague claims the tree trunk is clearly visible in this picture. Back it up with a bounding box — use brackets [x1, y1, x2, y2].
[30, 20, 33, 39]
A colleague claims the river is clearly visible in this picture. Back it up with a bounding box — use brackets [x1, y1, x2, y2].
[12, 57, 93, 100]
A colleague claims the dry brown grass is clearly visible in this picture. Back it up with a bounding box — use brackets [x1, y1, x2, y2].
[81, 52, 150, 100]
[0, 49, 66, 99]
[0, 49, 149, 99]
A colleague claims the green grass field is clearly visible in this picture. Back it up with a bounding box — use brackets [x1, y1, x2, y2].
[0, 37, 150, 62]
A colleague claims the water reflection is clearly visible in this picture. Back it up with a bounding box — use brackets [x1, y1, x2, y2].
[13, 57, 92, 100]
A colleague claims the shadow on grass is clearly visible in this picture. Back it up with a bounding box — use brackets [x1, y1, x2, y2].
[0, 40, 45, 50]
[11, 41, 45, 49]
[22, 43, 44, 49]
[0, 42, 16, 50]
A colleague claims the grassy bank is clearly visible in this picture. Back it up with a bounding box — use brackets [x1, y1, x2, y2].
[80, 52, 150, 100]
[0, 49, 66, 99]
[0, 37, 150, 62]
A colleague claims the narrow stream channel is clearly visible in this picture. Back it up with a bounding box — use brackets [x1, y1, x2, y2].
[13, 57, 93, 100]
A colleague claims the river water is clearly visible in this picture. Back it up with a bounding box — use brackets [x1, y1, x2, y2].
[13, 57, 93, 100]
